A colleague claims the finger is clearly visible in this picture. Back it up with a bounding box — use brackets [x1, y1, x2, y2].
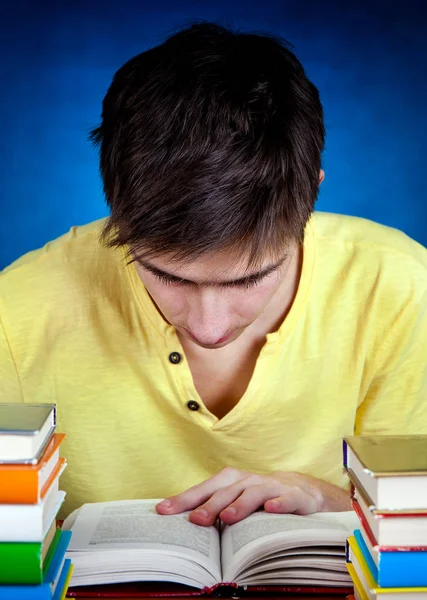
[219, 481, 286, 525]
[188, 475, 265, 526]
[156, 467, 245, 515]
[264, 487, 318, 515]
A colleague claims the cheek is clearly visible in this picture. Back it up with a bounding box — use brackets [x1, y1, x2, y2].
[232, 282, 278, 318]
[143, 280, 187, 318]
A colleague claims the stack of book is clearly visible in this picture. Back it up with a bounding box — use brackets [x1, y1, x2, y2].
[0, 403, 73, 599]
[343, 435, 427, 600]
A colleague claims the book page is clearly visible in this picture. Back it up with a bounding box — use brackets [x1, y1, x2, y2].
[63, 499, 221, 582]
[220, 510, 359, 583]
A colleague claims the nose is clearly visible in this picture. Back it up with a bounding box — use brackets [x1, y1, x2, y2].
[186, 289, 232, 346]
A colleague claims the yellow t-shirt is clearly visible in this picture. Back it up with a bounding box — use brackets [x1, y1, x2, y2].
[1, 213, 427, 517]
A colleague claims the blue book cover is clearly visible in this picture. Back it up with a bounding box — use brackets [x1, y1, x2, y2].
[0, 530, 72, 599]
[354, 529, 427, 588]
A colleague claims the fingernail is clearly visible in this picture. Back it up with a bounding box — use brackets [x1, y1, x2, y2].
[194, 508, 209, 518]
[159, 499, 172, 508]
[269, 500, 281, 509]
[223, 506, 237, 516]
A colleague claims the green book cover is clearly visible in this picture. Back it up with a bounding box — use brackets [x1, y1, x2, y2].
[0, 528, 61, 584]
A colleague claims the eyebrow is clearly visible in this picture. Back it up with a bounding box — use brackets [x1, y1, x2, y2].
[136, 256, 288, 287]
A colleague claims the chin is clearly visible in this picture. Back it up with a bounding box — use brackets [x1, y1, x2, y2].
[181, 328, 243, 349]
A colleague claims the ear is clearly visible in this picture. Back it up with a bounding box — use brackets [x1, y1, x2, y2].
[319, 169, 325, 185]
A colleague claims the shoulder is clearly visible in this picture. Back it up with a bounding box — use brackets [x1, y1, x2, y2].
[0, 219, 125, 320]
[2, 219, 107, 277]
[311, 212, 427, 293]
[308, 213, 427, 352]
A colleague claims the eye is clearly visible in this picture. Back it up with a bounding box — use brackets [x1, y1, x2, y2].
[151, 271, 265, 288]
[223, 277, 261, 289]
[242, 278, 260, 289]
[154, 272, 188, 286]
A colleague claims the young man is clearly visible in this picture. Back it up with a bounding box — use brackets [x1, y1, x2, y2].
[1, 23, 426, 523]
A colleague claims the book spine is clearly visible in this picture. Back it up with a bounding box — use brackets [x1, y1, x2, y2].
[204, 583, 239, 595]
[342, 438, 349, 469]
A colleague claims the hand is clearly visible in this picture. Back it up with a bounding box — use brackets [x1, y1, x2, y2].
[156, 468, 351, 526]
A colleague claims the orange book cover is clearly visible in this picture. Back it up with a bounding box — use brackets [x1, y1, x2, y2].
[0, 433, 66, 503]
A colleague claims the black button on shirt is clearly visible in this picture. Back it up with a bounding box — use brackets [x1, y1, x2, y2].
[187, 400, 200, 411]
[169, 352, 181, 364]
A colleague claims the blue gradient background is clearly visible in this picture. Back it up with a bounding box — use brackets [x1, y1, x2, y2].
[0, 1, 426, 269]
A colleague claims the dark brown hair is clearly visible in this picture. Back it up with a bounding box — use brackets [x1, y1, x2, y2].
[90, 22, 325, 266]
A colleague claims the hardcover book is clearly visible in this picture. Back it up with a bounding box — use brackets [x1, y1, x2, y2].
[343, 435, 427, 511]
[63, 499, 359, 596]
[0, 403, 56, 464]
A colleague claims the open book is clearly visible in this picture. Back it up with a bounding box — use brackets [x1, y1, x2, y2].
[63, 499, 359, 595]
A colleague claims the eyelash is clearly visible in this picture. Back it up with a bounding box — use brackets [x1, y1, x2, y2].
[154, 273, 186, 286]
[153, 273, 261, 289]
